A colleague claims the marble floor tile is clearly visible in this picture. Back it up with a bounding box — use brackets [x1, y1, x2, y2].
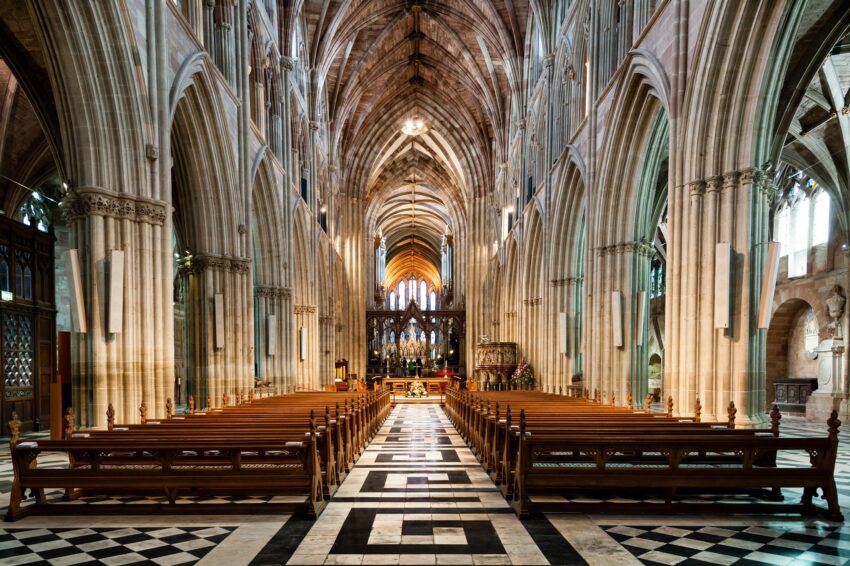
[3, 404, 850, 565]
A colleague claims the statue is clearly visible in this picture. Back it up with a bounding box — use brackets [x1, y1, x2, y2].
[827, 285, 846, 337]
[826, 285, 847, 325]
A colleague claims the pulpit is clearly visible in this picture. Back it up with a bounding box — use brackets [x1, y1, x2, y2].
[334, 359, 349, 391]
[475, 342, 518, 390]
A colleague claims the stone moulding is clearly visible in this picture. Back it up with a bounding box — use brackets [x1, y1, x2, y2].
[188, 253, 252, 274]
[62, 187, 168, 225]
[255, 285, 292, 299]
[596, 239, 655, 257]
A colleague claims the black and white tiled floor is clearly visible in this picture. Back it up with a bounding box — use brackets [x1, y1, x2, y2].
[3, 406, 850, 565]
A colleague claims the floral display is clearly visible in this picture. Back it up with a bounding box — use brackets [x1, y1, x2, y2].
[510, 361, 534, 389]
[407, 379, 427, 397]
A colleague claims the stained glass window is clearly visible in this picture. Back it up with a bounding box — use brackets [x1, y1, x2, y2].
[19, 192, 50, 232]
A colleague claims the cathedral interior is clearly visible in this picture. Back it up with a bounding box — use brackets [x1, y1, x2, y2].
[2, 1, 850, 564]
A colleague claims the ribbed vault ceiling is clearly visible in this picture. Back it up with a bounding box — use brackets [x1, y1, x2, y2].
[297, 0, 530, 278]
[781, 32, 850, 224]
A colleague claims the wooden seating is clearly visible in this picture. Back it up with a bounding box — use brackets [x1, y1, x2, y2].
[5, 390, 391, 521]
[445, 390, 843, 521]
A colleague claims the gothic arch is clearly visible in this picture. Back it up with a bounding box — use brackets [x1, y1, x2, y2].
[292, 201, 319, 390]
[170, 65, 240, 255]
[499, 234, 520, 343]
[521, 205, 545, 384]
[587, 55, 670, 406]
[251, 155, 289, 388]
[548, 154, 587, 391]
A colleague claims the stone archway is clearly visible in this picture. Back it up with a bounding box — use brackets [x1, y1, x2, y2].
[766, 298, 819, 412]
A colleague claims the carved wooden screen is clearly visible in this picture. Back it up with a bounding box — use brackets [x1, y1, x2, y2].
[0, 215, 55, 434]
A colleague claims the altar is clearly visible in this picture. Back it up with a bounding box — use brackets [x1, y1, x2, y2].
[381, 377, 451, 396]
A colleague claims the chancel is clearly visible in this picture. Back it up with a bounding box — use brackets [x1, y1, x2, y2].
[1, 1, 850, 565]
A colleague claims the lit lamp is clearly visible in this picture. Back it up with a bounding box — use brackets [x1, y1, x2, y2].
[402, 117, 429, 136]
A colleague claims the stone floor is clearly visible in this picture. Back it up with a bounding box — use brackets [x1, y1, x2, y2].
[2, 404, 850, 565]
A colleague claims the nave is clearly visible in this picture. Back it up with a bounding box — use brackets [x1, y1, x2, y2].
[3, 403, 850, 565]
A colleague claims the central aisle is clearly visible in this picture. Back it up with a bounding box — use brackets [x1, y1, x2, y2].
[277, 403, 575, 565]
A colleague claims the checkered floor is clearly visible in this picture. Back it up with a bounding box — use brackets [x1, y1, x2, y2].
[0, 526, 234, 565]
[2, 408, 850, 565]
[604, 524, 850, 565]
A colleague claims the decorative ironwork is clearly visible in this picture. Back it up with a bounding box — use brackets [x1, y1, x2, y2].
[3, 314, 33, 388]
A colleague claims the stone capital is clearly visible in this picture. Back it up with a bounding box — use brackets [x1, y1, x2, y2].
[722, 170, 740, 190]
[738, 167, 757, 186]
[62, 187, 168, 226]
[705, 175, 723, 193]
[688, 180, 706, 197]
[280, 57, 296, 72]
[255, 285, 292, 299]
[189, 253, 252, 274]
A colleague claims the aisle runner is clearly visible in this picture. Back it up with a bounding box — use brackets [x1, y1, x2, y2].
[256, 404, 578, 565]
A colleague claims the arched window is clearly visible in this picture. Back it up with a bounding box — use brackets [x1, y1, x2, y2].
[19, 192, 50, 232]
[420, 280, 427, 309]
[389, 291, 396, 310]
[409, 276, 417, 303]
[812, 190, 830, 246]
[774, 180, 831, 278]
[430, 291, 436, 311]
[15, 251, 32, 299]
[398, 281, 406, 306]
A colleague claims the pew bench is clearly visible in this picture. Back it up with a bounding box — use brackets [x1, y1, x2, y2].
[509, 415, 843, 521]
[5, 435, 325, 521]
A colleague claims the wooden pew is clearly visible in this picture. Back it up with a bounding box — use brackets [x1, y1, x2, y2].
[6, 433, 324, 521]
[5, 389, 391, 521]
[445, 390, 842, 520]
[510, 408, 843, 521]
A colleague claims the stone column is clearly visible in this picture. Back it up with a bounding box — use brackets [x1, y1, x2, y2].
[63, 188, 170, 426]
[186, 254, 253, 407]
[465, 195, 493, 378]
[214, 2, 236, 88]
[203, 0, 215, 52]
[340, 195, 366, 377]
[184, 0, 204, 39]
[699, 176, 722, 421]
[254, 285, 290, 388]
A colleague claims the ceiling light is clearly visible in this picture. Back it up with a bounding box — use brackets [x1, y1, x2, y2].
[402, 117, 429, 136]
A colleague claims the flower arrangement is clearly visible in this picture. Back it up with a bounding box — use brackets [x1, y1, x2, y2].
[407, 379, 427, 397]
[510, 361, 534, 390]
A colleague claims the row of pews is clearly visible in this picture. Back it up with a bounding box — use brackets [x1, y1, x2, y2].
[445, 390, 844, 521]
[5, 390, 391, 521]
